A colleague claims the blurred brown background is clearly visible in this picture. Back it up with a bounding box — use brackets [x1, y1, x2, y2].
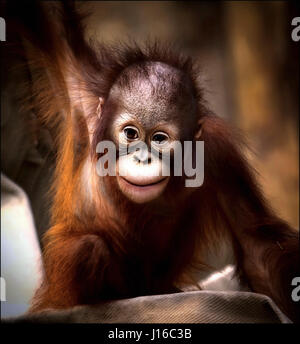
[81, 1, 299, 229]
[1, 1, 299, 244]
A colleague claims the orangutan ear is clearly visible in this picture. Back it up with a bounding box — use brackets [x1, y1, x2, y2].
[194, 118, 205, 140]
[96, 97, 105, 119]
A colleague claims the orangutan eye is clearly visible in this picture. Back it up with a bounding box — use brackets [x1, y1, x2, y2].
[123, 126, 139, 141]
[152, 132, 169, 145]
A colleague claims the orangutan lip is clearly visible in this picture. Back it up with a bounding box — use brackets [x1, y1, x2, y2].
[121, 177, 168, 187]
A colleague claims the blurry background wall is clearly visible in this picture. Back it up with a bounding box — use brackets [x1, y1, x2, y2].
[1, 1, 299, 243]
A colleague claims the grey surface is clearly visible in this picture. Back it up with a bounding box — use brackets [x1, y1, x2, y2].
[1, 174, 43, 318]
[4, 291, 291, 324]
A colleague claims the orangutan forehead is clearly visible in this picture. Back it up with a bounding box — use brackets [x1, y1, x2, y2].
[109, 62, 198, 124]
